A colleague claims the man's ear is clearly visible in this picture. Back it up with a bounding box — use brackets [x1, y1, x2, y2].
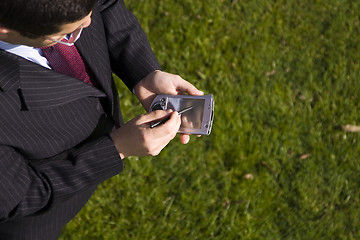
[0, 26, 9, 33]
[0, 25, 10, 34]
[0, 26, 10, 39]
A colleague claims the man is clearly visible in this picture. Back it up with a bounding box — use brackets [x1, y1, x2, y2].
[0, 0, 203, 239]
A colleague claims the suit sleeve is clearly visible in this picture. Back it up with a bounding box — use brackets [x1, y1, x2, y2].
[0, 135, 122, 222]
[98, 0, 162, 91]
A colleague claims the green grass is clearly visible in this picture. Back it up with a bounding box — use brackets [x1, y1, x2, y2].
[60, 0, 360, 239]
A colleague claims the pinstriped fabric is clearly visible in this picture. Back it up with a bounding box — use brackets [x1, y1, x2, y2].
[19, 57, 105, 110]
[0, 0, 162, 239]
[0, 185, 98, 240]
[0, 51, 20, 91]
[0, 93, 105, 158]
[98, 0, 162, 90]
[76, 17, 116, 118]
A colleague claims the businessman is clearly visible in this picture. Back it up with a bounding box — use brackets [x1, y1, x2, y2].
[0, 0, 203, 239]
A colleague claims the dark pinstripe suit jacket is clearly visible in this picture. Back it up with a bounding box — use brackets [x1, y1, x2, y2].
[0, 0, 160, 239]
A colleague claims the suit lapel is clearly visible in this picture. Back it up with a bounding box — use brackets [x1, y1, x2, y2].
[0, 49, 106, 110]
[0, 50, 20, 92]
[19, 57, 106, 110]
[75, 6, 119, 120]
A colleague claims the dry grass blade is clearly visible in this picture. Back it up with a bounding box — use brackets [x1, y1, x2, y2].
[342, 124, 360, 133]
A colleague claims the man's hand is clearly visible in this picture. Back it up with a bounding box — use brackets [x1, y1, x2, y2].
[133, 70, 204, 144]
[110, 110, 181, 158]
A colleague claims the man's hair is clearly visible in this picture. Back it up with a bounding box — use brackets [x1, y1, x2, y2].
[0, 0, 97, 38]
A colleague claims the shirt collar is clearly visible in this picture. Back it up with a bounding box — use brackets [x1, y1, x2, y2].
[0, 40, 50, 69]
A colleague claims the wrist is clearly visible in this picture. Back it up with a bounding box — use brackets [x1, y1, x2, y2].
[134, 70, 161, 94]
[109, 132, 127, 159]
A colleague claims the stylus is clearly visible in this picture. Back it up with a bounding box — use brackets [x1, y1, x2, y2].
[150, 106, 194, 128]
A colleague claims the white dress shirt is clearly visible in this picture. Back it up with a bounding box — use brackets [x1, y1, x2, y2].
[0, 40, 50, 69]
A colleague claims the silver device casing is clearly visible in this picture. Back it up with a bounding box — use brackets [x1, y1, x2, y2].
[150, 94, 214, 135]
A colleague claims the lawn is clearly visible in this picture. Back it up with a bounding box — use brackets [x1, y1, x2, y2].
[60, 0, 360, 239]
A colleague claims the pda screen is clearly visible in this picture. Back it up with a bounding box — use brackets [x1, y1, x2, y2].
[167, 98, 205, 129]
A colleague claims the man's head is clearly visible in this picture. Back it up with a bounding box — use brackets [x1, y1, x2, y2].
[0, 0, 96, 47]
[0, 0, 96, 37]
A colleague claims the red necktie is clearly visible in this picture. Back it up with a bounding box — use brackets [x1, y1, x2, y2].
[41, 40, 93, 85]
